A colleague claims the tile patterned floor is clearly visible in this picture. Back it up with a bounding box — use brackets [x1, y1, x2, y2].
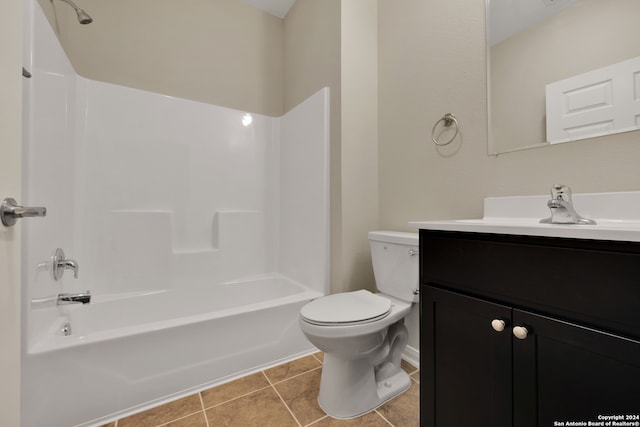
[100, 353, 419, 427]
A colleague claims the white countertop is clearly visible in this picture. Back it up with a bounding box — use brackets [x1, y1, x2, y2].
[408, 191, 640, 243]
[409, 218, 640, 242]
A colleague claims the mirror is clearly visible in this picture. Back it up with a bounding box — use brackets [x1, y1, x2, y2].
[487, 0, 640, 154]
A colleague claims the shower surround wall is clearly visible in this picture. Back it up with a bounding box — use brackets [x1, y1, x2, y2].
[21, 1, 329, 426]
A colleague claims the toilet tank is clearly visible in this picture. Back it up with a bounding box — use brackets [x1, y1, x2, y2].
[368, 231, 419, 303]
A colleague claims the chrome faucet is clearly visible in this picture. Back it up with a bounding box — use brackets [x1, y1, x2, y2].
[58, 259, 79, 278]
[57, 291, 91, 305]
[540, 184, 596, 225]
[51, 248, 79, 281]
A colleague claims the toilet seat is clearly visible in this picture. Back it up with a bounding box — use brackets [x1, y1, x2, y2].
[301, 290, 392, 326]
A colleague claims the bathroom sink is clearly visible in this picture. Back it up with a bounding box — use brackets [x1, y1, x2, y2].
[409, 191, 640, 242]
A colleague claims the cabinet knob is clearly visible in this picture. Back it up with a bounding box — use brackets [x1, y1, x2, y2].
[513, 326, 529, 340]
[491, 319, 506, 332]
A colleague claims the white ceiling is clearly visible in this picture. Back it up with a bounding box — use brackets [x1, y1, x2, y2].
[239, 0, 296, 18]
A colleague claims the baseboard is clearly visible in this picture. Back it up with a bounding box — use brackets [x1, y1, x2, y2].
[402, 345, 419, 370]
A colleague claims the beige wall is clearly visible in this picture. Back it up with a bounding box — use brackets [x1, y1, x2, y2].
[378, 0, 640, 229]
[339, 1, 378, 293]
[38, 0, 284, 116]
[491, 0, 640, 152]
[283, 0, 344, 293]
[378, 0, 490, 229]
[284, 0, 378, 294]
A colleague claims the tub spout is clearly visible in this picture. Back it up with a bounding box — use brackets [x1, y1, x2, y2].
[57, 291, 91, 305]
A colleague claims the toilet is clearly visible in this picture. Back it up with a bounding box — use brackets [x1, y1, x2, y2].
[299, 231, 419, 419]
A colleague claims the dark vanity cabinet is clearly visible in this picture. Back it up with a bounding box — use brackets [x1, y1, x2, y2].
[419, 230, 640, 427]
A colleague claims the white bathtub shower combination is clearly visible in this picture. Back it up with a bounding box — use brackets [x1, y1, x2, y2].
[21, 1, 329, 426]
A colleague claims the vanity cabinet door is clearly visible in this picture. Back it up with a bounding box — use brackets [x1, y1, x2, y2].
[513, 309, 640, 427]
[421, 286, 512, 427]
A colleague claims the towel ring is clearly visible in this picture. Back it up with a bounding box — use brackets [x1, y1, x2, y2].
[431, 113, 459, 146]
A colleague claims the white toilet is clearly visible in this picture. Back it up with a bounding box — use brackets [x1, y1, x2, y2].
[299, 231, 419, 419]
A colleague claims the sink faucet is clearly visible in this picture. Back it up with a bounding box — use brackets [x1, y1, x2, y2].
[540, 184, 596, 225]
[57, 291, 91, 305]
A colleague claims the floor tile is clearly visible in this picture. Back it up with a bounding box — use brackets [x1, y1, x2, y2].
[377, 378, 420, 427]
[201, 371, 270, 409]
[110, 353, 421, 427]
[310, 411, 391, 426]
[264, 354, 322, 383]
[117, 394, 202, 427]
[205, 387, 297, 427]
[401, 359, 418, 374]
[274, 368, 325, 425]
[162, 411, 208, 427]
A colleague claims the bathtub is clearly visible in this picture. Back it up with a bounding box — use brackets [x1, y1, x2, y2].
[22, 274, 322, 427]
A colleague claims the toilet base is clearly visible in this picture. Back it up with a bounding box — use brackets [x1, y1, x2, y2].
[317, 354, 412, 419]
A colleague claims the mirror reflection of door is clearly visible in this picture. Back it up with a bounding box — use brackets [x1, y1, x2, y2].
[488, 0, 640, 154]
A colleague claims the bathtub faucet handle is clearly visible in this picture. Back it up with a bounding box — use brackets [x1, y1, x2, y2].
[50, 248, 79, 281]
[59, 259, 79, 279]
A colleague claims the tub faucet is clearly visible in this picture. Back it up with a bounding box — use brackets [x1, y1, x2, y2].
[540, 184, 596, 225]
[58, 259, 79, 278]
[51, 248, 79, 280]
[57, 291, 91, 305]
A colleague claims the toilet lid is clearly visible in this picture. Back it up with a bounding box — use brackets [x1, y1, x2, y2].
[301, 290, 392, 325]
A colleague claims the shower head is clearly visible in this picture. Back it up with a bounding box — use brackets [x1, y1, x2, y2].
[75, 8, 93, 24]
[54, 0, 93, 24]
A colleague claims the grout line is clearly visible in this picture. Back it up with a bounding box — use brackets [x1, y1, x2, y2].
[263, 357, 323, 385]
[304, 415, 329, 426]
[269, 365, 323, 386]
[116, 354, 327, 427]
[265, 382, 302, 427]
[155, 409, 205, 427]
[311, 353, 323, 365]
[116, 360, 412, 427]
[199, 360, 324, 411]
[198, 392, 210, 427]
[262, 370, 273, 387]
[269, 365, 328, 426]
[201, 383, 273, 410]
[375, 409, 395, 426]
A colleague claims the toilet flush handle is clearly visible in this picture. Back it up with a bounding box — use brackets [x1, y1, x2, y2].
[408, 249, 419, 256]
